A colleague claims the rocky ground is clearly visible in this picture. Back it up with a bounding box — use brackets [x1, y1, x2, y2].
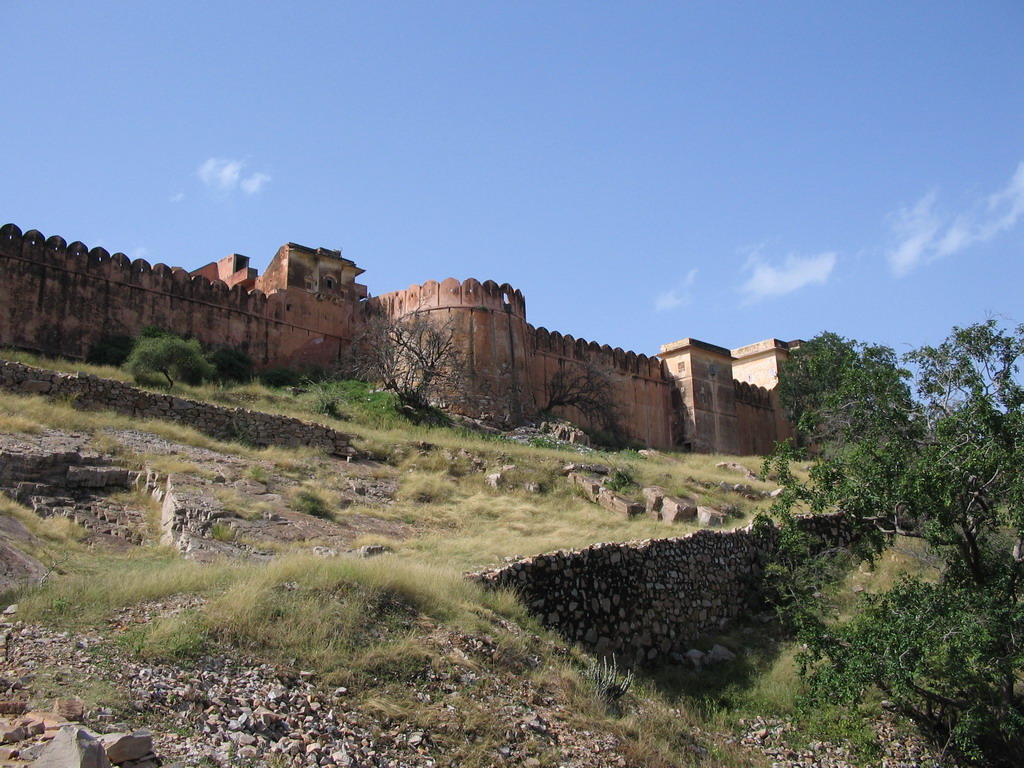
[0, 424, 957, 767]
[0, 603, 951, 768]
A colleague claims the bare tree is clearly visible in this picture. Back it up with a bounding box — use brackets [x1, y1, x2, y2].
[541, 360, 623, 432]
[349, 312, 469, 420]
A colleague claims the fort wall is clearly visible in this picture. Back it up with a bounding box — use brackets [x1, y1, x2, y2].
[0, 222, 796, 454]
[373, 279, 674, 445]
[0, 224, 364, 373]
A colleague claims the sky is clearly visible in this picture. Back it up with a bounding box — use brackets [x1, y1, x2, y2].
[3, 1, 1022, 360]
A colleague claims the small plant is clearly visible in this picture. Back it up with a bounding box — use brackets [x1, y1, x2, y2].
[293, 489, 331, 519]
[245, 465, 270, 484]
[308, 381, 343, 420]
[603, 467, 638, 493]
[583, 655, 635, 702]
[209, 522, 234, 542]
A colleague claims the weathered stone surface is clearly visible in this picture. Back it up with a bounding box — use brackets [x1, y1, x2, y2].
[100, 729, 153, 763]
[597, 489, 644, 518]
[641, 486, 667, 520]
[33, 725, 112, 768]
[567, 472, 602, 502]
[697, 506, 726, 527]
[660, 496, 697, 523]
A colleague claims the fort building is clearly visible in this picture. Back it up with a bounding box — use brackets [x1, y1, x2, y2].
[0, 223, 798, 454]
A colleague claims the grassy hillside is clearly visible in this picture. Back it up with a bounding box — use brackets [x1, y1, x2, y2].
[0, 350, 939, 767]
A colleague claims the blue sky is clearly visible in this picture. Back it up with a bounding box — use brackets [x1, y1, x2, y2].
[3, 1, 1022, 359]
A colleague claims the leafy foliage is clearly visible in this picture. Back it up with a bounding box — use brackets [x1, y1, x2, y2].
[764, 319, 1024, 764]
[85, 334, 136, 367]
[124, 334, 215, 387]
[207, 347, 253, 383]
[777, 332, 916, 452]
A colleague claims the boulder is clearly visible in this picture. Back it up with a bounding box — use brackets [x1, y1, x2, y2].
[597, 488, 644, 518]
[32, 725, 111, 768]
[661, 496, 697, 523]
[707, 644, 736, 663]
[697, 506, 726, 527]
[100, 730, 153, 764]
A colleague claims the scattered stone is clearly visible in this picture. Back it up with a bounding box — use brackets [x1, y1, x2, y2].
[715, 462, 761, 481]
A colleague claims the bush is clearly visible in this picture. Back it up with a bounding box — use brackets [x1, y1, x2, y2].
[293, 490, 331, 519]
[208, 347, 253, 383]
[85, 334, 135, 366]
[260, 367, 303, 388]
[125, 335, 215, 387]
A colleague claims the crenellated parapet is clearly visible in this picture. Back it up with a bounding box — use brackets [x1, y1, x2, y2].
[371, 276, 526, 320]
[530, 325, 665, 380]
[1, 223, 270, 314]
[733, 379, 772, 408]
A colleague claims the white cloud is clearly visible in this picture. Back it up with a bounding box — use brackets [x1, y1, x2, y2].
[170, 192, 185, 203]
[740, 251, 837, 302]
[655, 268, 698, 312]
[887, 161, 1024, 276]
[240, 172, 271, 195]
[197, 157, 271, 195]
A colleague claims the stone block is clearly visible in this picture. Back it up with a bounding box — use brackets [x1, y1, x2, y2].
[661, 496, 697, 523]
[642, 485, 667, 519]
[568, 472, 601, 502]
[597, 488, 644, 518]
[697, 506, 726, 527]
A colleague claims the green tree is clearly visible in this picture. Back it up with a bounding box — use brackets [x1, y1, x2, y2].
[125, 334, 215, 387]
[764, 320, 1024, 764]
[777, 332, 915, 452]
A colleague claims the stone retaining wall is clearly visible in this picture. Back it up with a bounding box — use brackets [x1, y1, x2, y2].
[471, 512, 852, 665]
[0, 360, 353, 457]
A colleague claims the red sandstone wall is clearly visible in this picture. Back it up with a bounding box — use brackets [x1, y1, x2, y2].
[373, 278, 675, 446]
[0, 224, 363, 371]
[733, 380, 779, 456]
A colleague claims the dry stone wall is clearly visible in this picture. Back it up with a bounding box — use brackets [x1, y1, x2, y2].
[472, 512, 852, 666]
[0, 360, 354, 457]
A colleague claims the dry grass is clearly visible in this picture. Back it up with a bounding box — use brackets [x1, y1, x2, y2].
[0, 349, 875, 767]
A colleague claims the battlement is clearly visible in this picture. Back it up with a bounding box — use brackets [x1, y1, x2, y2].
[372, 277, 526, 319]
[530, 326, 665, 380]
[0, 223, 270, 314]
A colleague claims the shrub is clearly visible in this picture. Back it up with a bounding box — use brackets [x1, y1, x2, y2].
[293, 489, 331, 519]
[208, 347, 253, 383]
[260, 367, 303, 388]
[85, 334, 135, 366]
[582, 655, 635, 702]
[125, 335, 215, 387]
